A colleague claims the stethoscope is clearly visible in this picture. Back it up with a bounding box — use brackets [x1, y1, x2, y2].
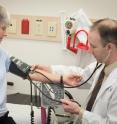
[64, 62, 102, 88]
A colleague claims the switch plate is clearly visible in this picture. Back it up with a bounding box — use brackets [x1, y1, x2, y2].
[7, 19, 17, 34]
[47, 21, 57, 37]
[34, 19, 43, 35]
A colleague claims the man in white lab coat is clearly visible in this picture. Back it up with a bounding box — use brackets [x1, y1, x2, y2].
[31, 18, 117, 124]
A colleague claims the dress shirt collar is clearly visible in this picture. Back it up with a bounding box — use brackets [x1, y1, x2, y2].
[104, 61, 117, 77]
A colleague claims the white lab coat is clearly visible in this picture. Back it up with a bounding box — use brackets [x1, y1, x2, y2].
[52, 62, 117, 124]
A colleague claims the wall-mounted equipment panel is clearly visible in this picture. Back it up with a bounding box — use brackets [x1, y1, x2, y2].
[6, 15, 61, 42]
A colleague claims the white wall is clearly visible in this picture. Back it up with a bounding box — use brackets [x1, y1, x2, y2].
[0, 0, 117, 104]
[1, 0, 117, 18]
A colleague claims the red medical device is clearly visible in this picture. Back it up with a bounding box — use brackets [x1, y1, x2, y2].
[21, 19, 29, 34]
[66, 29, 89, 54]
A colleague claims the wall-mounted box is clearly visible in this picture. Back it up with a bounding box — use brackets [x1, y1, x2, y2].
[34, 19, 44, 35]
[7, 19, 17, 34]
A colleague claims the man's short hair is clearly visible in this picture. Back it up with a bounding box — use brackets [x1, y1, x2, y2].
[90, 18, 117, 47]
[0, 5, 10, 27]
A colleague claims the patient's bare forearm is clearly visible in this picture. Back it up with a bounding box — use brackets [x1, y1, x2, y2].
[29, 69, 60, 83]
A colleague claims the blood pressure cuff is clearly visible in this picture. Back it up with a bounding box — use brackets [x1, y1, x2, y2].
[9, 61, 29, 79]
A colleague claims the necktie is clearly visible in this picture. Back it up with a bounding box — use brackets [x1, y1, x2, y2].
[86, 67, 105, 111]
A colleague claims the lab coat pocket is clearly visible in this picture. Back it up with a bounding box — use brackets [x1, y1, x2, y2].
[94, 87, 113, 117]
[96, 98, 108, 117]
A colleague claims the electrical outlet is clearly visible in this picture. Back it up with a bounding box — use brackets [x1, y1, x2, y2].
[47, 21, 57, 37]
[34, 19, 43, 35]
[7, 19, 17, 34]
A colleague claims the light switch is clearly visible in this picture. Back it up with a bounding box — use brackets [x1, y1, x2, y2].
[47, 21, 57, 37]
[34, 19, 43, 35]
[7, 19, 17, 34]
